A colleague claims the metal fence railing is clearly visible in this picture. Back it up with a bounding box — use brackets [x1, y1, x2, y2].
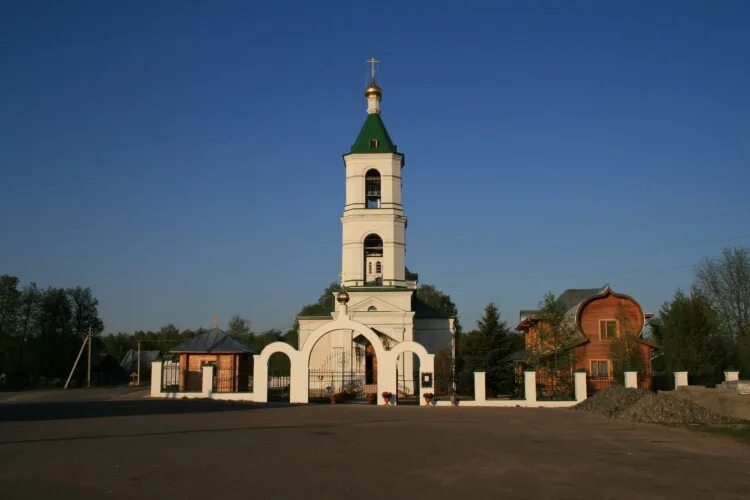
[161, 362, 182, 392]
[308, 370, 373, 403]
[268, 375, 291, 402]
[536, 371, 575, 401]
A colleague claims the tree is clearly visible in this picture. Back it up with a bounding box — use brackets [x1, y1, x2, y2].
[416, 284, 461, 333]
[531, 292, 579, 371]
[456, 303, 516, 397]
[16, 282, 41, 376]
[608, 305, 644, 378]
[695, 247, 750, 338]
[415, 283, 462, 395]
[67, 286, 104, 338]
[36, 287, 75, 380]
[659, 289, 726, 385]
[227, 315, 252, 337]
[0, 275, 21, 337]
[0, 275, 21, 383]
[293, 282, 342, 323]
[695, 247, 750, 375]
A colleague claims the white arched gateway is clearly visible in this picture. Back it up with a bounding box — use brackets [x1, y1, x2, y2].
[253, 300, 434, 404]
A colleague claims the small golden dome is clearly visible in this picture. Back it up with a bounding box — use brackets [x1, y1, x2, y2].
[364, 80, 382, 97]
[336, 289, 350, 305]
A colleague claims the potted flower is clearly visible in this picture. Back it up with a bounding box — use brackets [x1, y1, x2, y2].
[381, 391, 392, 405]
[423, 392, 434, 405]
[366, 393, 377, 405]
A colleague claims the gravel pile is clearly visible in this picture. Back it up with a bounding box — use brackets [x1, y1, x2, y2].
[574, 386, 735, 425]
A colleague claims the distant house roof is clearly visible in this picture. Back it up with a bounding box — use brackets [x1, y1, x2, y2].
[120, 349, 161, 374]
[170, 328, 254, 354]
[557, 287, 604, 312]
[517, 286, 606, 329]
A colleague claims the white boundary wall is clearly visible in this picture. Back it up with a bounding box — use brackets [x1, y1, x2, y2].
[150, 308, 435, 405]
[437, 371, 587, 408]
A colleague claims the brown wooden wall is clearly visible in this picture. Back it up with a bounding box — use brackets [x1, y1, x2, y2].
[519, 291, 654, 382]
[574, 293, 650, 376]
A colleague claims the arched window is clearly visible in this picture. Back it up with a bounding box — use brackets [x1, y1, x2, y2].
[364, 234, 383, 257]
[367, 306, 377, 312]
[365, 169, 381, 209]
[364, 234, 384, 285]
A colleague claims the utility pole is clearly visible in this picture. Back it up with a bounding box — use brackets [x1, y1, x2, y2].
[87, 326, 92, 388]
[65, 331, 89, 390]
[136, 339, 141, 386]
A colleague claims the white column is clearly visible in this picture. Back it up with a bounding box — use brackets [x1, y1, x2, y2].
[624, 371, 638, 389]
[253, 354, 267, 403]
[574, 372, 587, 402]
[289, 354, 308, 404]
[724, 371, 739, 382]
[202, 364, 214, 396]
[474, 372, 486, 403]
[524, 371, 537, 403]
[674, 371, 688, 388]
[150, 361, 163, 397]
[420, 355, 435, 405]
[377, 351, 396, 405]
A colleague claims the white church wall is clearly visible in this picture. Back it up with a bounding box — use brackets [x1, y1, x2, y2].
[413, 318, 453, 354]
[297, 317, 333, 350]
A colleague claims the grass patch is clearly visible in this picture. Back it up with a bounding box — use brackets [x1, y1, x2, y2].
[696, 423, 750, 445]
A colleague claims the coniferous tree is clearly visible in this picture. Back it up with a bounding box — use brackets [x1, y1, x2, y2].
[457, 303, 516, 397]
[659, 289, 726, 385]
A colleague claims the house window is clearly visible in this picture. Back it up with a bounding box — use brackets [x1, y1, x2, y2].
[375, 261, 382, 274]
[591, 360, 609, 378]
[367, 306, 377, 312]
[365, 169, 381, 208]
[599, 320, 618, 339]
[368, 262, 372, 274]
[369, 138, 379, 148]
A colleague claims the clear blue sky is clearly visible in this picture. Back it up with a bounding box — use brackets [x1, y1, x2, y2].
[2, 1, 748, 334]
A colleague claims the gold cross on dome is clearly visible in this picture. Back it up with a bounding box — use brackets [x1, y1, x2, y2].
[366, 57, 380, 80]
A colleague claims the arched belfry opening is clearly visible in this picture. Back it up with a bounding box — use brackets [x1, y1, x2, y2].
[365, 169, 381, 208]
[364, 233, 383, 285]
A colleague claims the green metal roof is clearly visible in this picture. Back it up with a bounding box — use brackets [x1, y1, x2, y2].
[350, 113, 397, 154]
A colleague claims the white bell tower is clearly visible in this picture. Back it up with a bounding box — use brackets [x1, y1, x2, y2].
[340, 60, 410, 289]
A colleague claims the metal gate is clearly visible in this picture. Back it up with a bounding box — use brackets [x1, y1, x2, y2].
[161, 362, 182, 392]
[309, 369, 376, 404]
[397, 369, 420, 405]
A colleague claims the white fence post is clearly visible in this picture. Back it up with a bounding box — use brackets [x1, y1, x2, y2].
[624, 371, 638, 389]
[724, 370, 739, 382]
[202, 364, 214, 397]
[574, 372, 587, 402]
[524, 371, 537, 403]
[674, 371, 688, 388]
[474, 372, 486, 403]
[151, 360, 163, 397]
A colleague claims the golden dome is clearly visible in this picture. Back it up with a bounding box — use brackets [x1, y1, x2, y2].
[336, 289, 350, 305]
[364, 80, 382, 97]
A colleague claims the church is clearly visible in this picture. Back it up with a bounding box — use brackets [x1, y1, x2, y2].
[296, 63, 456, 402]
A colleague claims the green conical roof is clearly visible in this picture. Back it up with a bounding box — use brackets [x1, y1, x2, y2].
[350, 113, 397, 154]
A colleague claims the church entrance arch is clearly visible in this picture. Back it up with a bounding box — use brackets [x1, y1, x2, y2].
[302, 317, 389, 405]
[307, 329, 379, 404]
